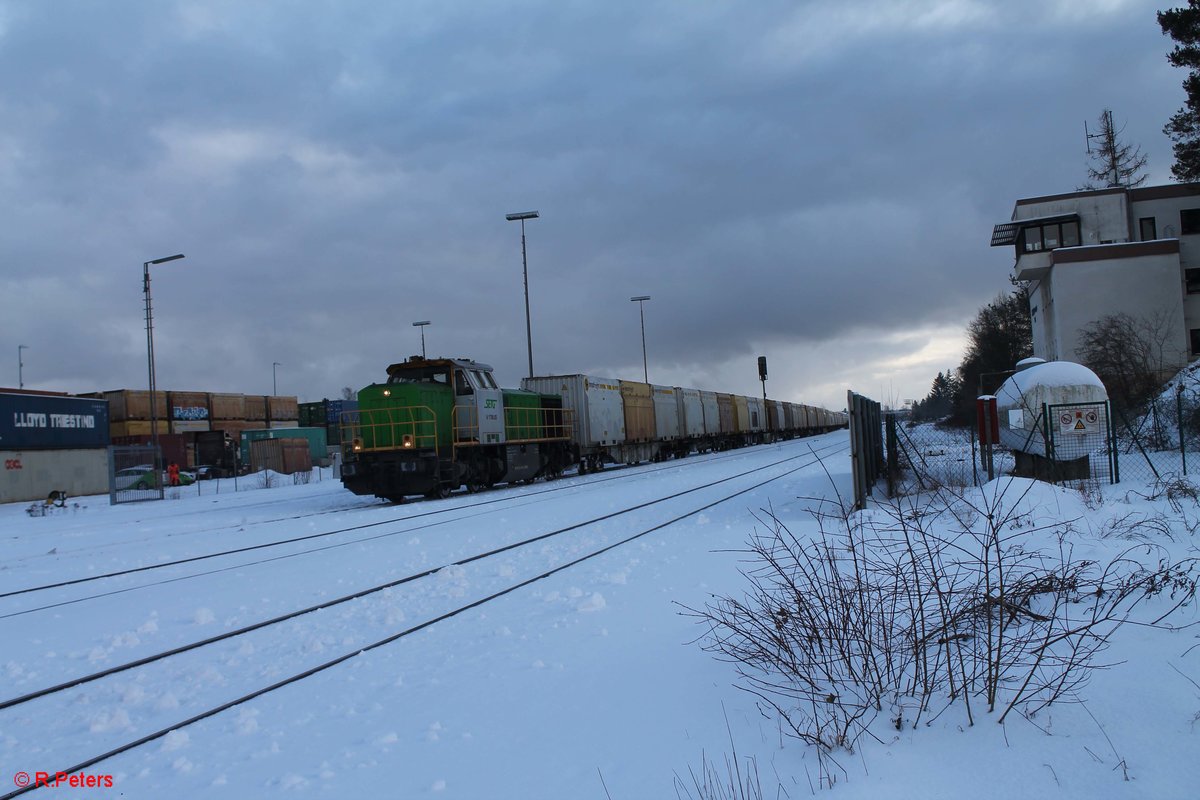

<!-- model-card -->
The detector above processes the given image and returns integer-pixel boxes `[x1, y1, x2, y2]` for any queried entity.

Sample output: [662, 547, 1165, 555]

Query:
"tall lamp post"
[273, 362, 282, 396]
[144, 253, 185, 480]
[505, 210, 540, 378]
[18, 345, 28, 389]
[412, 321, 431, 359]
[631, 295, 651, 383]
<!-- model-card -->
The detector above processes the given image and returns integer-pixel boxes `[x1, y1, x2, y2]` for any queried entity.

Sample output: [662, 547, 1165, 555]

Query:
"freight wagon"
[337, 355, 847, 502]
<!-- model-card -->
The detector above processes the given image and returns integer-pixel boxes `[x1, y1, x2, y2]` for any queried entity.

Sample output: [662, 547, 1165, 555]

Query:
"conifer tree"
[1081, 108, 1148, 189]
[1160, 2, 1200, 181]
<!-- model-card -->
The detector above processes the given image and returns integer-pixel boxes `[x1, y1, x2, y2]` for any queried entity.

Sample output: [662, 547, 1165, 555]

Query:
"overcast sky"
[0, 0, 1185, 410]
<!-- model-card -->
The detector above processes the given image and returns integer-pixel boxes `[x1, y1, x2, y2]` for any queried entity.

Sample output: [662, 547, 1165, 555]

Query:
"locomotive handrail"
[339, 406, 440, 456]
[450, 404, 575, 448]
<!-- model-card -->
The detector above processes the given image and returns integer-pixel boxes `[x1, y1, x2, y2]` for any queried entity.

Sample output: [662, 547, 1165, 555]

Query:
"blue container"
[0, 392, 110, 450]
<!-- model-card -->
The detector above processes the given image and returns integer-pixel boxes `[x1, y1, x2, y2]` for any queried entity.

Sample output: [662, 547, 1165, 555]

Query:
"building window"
[1022, 220, 1080, 252]
[1182, 209, 1200, 235]
[1140, 217, 1157, 240]
[1187, 269, 1200, 294]
[1192, 329, 1200, 355]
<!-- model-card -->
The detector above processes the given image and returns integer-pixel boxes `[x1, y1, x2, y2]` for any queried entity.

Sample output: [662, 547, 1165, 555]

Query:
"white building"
[991, 183, 1200, 372]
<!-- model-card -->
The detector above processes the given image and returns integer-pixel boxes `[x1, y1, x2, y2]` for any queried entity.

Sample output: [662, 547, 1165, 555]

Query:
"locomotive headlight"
[382, 389, 391, 397]
[402, 434, 414, 449]
[353, 438, 363, 452]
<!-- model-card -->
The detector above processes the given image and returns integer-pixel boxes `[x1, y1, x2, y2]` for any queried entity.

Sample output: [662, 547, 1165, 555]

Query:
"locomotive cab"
[340, 357, 572, 503]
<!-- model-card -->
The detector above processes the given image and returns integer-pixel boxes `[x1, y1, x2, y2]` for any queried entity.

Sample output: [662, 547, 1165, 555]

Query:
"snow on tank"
[995, 360, 1107, 456]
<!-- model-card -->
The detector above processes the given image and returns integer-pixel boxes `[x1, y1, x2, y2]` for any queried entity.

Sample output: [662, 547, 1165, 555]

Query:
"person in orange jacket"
[168, 462, 180, 487]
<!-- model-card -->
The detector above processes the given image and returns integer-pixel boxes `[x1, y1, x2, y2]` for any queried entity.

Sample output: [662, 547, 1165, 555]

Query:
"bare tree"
[1075, 310, 1182, 414]
[1081, 109, 1148, 189]
[341, 386, 356, 401]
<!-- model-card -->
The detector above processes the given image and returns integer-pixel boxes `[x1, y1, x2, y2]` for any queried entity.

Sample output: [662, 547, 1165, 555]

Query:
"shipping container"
[731, 395, 749, 433]
[245, 395, 268, 421]
[651, 385, 680, 440]
[746, 397, 765, 431]
[170, 419, 211, 434]
[1, 448, 109, 503]
[168, 391, 210, 422]
[619, 380, 655, 442]
[267, 395, 299, 422]
[239, 427, 328, 465]
[0, 392, 109, 450]
[109, 420, 169, 438]
[299, 401, 325, 428]
[716, 393, 734, 434]
[677, 387, 705, 438]
[249, 437, 313, 474]
[782, 402, 794, 431]
[520, 375, 625, 447]
[100, 390, 166, 422]
[209, 420, 262, 442]
[110, 433, 189, 467]
[697, 391, 720, 436]
[210, 393, 246, 420]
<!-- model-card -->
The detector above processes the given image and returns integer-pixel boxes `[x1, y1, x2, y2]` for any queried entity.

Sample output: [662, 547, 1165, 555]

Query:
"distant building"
[991, 183, 1200, 372]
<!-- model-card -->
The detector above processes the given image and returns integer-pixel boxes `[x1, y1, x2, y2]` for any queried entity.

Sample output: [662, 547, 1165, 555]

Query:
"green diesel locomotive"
[339, 357, 573, 502]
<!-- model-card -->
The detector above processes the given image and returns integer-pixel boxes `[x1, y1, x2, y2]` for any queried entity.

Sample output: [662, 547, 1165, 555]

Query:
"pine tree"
[954, 289, 1033, 423]
[1160, 2, 1200, 182]
[1081, 108, 1148, 189]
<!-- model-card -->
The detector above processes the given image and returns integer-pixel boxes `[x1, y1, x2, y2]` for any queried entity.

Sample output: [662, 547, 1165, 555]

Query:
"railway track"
[0, 439, 847, 798]
[2, 436, 831, 602]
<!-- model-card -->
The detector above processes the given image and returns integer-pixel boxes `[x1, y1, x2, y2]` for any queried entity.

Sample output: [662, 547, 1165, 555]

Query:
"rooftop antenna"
[1084, 109, 1121, 186]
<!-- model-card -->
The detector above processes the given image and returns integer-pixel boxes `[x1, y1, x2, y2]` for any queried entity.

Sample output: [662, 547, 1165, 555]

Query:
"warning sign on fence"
[1058, 408, 1099, 434]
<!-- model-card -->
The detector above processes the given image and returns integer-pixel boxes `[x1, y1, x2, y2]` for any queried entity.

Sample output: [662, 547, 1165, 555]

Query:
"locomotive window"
[454, 370, 473, 396]
[474, 370, 498, 389]
[387, 367, 448, 384]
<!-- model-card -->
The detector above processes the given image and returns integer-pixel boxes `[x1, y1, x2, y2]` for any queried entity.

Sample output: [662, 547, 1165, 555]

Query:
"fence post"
[885, 412, 897, 498]
[1179, 384, 1187, 477]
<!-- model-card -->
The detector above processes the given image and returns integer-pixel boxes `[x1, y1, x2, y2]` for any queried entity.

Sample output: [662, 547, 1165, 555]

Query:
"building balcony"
[1013, 251, 1051, 281]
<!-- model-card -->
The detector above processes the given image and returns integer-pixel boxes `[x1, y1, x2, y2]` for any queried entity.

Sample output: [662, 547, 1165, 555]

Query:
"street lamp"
[505, 210, 540, 378]
[144, 253, 185, 481]
[631, 295, 651, 383]
[412, 321, 431, 359]
[18, 345, 28, 389]
[273, 362, 282, 396]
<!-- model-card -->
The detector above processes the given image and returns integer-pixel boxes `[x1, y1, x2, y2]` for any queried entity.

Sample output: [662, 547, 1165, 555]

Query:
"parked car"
[192, 465, 227, 480]
[114, 465, 157, 490]
[114, 465, 196, 490]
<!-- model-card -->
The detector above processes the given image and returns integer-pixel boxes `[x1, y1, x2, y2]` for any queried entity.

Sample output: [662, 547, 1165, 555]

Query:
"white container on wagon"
[676, 387, 706, 438]
[746, 396, 765, 431]
[652, 385, 681, 440]
[698, 390, 721, 435]
[521, 375, 626, 446]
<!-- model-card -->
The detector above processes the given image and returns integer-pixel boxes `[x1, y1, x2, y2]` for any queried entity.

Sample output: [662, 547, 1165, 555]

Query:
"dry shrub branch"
[687, 484, 1199, 759]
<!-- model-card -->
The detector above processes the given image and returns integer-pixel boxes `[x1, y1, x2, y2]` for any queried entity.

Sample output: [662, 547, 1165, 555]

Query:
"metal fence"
[108, 444, 163, 504]
[1109, 386, 1200, 483]
[848, 391, 884, 509]
[885, 402, 1118, 499]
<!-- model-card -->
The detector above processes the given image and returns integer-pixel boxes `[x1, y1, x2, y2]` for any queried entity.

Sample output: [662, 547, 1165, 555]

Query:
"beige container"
[210, 393, 246, 419]
[105, 390, 168, 421]
[267, 396, 299, 421]
[619, 380, 655, 442]
[110, 419, 170, 437]
[245, 395, 268, 421]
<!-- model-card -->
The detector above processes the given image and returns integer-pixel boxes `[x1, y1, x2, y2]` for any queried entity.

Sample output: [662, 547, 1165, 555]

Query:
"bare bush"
[686, 485, 1199, 766]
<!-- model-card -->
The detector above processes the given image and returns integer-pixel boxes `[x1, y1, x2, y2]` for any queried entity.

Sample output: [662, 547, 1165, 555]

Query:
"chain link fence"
[1109, 386, 1200, 483]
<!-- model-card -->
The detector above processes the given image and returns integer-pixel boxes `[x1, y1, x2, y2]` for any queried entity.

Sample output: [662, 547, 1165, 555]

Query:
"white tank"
[995, 361, 1107, 456]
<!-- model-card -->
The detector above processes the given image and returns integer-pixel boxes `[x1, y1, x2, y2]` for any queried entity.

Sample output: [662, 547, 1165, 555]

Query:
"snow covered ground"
[1, 431, 1197, 799]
